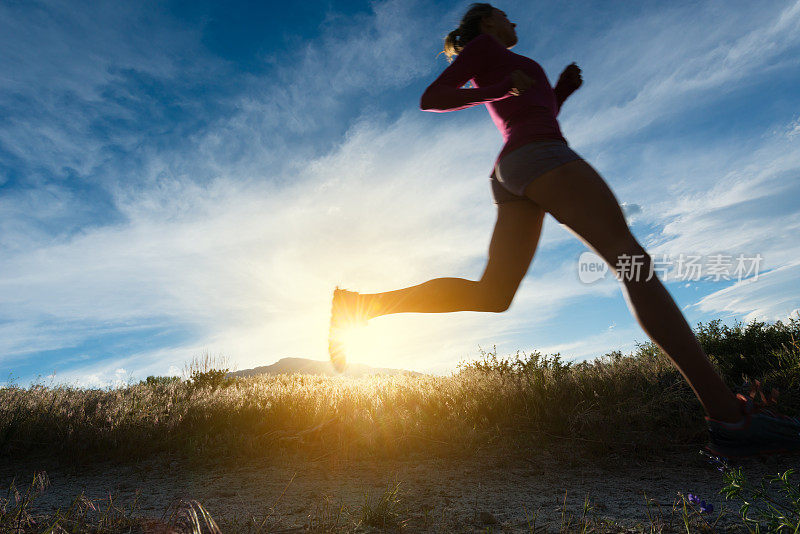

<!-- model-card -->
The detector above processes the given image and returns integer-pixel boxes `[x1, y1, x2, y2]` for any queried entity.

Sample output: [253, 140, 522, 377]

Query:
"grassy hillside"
[1, 318, 798, 463]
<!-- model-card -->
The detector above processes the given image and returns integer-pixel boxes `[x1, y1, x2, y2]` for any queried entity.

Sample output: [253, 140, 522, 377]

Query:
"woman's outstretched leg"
[358, 277, 495, 316]
[523, 159, 743, 424]
[351, 200, 546, 319]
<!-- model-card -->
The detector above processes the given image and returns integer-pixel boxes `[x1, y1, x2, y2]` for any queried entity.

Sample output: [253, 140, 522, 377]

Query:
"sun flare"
[336, 323, 385, 366]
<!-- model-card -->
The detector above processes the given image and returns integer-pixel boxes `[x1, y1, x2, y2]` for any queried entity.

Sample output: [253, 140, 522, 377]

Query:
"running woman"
[328, 3, 800, 458]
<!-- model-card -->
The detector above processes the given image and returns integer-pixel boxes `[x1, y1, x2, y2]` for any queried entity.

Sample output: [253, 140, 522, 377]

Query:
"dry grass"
[1, 318, 798, 465]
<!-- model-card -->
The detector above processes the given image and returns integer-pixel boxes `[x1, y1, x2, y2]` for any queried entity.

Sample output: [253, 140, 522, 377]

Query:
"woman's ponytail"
[443, 28, 462, 61]
[442, 3, 495, 61]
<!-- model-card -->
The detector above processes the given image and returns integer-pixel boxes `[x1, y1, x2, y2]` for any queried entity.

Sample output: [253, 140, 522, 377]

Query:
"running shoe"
[705, 380, 800, 458]
[328, 286, 368, 373]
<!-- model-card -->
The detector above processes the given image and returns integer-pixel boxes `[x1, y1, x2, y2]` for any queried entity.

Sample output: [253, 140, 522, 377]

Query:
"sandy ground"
[2, 446, 797, 532]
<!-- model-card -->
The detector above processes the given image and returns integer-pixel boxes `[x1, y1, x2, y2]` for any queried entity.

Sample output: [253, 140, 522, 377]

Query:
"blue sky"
[1, 0, 799, 387]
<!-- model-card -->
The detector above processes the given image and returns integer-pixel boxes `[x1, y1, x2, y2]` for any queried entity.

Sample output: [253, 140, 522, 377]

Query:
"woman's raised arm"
[419, 34, 514, 112]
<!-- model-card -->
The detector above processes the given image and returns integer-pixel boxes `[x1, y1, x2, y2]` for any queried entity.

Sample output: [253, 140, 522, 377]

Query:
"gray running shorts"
[490, 140, 583, 204]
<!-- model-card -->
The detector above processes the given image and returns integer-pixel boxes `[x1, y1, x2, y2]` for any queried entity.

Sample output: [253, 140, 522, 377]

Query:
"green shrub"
[695, 317, 800, 385]
[141, 375, 182, 387]
[190, 369, 234, 390]
[184, 351, 236, 390]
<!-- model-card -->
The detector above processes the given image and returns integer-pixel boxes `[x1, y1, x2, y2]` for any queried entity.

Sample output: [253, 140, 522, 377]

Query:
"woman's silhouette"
[329, 3, 800, 457]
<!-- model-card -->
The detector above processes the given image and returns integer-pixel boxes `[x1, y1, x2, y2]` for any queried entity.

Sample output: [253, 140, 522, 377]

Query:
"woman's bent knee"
[489, 300, 511, 313]
[483, 293, 512, 313]
[476, 282, 513, 313]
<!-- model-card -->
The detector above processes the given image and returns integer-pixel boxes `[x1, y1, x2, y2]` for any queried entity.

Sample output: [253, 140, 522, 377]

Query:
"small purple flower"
[700, 449, 731, 473]
[699, 501, 714, 514]
[687, 493, 701, 505]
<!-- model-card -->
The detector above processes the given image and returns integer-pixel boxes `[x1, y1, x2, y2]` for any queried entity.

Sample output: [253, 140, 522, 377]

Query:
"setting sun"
[336, 323, 379, 366]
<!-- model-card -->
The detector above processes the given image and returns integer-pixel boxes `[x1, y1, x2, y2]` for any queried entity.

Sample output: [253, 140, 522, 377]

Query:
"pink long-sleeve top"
[420, 33, 566, 171]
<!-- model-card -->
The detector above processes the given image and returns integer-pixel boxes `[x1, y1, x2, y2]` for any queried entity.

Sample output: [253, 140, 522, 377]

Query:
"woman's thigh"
[479, 200, 546, 308]
[523, 159, 645, 265]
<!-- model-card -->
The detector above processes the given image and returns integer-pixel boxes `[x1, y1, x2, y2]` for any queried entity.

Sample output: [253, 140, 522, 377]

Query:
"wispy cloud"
[560, 0, 800, 147]
[692, 261, 800, 323]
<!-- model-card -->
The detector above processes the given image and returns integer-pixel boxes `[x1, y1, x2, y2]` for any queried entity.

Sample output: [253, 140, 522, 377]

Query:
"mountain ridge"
[229, 357, 421, 378]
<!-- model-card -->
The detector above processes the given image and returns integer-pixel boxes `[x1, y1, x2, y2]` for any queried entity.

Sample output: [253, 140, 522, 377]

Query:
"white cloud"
[0, 0, 205, 175]
[620, 202, 642, 224]
[532, 325, 642, 364]
[560, 0, 800, 147]
[624, 116, 800, 324]
[783, 115, 800, 139]
[691, 261, 800, 323]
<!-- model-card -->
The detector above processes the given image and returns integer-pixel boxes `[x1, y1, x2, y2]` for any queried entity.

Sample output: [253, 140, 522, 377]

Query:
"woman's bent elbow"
[420, 86, 444, 111]
[419, 93, 433, 111]
[419, 88, 461, 112]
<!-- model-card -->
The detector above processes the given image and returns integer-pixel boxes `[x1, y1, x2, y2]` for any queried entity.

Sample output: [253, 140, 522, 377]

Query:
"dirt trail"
[2, 448, 795, 532]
